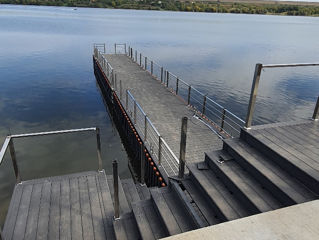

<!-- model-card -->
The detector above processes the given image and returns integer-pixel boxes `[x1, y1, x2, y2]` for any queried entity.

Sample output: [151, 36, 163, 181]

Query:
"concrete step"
[224, 138, 316, 205]
[205, 150, 283, 213]
[188, 163, 250, 222]
[241, 128, 319, 195]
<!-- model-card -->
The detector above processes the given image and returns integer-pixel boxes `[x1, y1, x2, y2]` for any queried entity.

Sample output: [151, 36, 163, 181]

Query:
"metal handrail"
[0, 127, 103, 183]
[245, 63, 319, 128]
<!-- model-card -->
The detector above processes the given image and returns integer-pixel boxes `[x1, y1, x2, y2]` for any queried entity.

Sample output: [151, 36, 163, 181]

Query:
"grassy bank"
[2, 0, 319, 16]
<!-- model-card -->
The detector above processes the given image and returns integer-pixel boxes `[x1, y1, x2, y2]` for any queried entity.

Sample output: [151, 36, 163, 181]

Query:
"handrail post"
[134, 100, 137, 124]
[114, 44, 116, 54]
[312, 96, 319, 120]
[125, 90, 128, 110]
[140, 53, 142, 66]
[160, 67, 163, 83]
[245, 63, 263, 129]
[202, 95, 207, 114]
[176, 77, 179, 95]
[187, 86, 191, 105]
[221, 108, 226, 130]
[114, 73, 117, 91]
[178, 117, 188, 179]
[125, 44, 127, 54]
[9, 138, 21, 183]
[166, 71, 169, 87]
[135, 50, 137, 62]
[128, 46, 130, 57]
[113, 160, 120, 219]
[145, 57, 147, 70]
[131, 48, 133, 58]
[151, 61, 153, 75]
[96, 128, 103, 171]
[140, 143, 145, 184]
[158, 136, 162, 165]
[144, 115, 148, 141]
[103, 43, 106, 54]
[120, 80, 123, 100]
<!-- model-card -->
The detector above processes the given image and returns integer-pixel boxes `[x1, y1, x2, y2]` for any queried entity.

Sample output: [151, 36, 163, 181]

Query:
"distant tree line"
[2, 0, 319, 16]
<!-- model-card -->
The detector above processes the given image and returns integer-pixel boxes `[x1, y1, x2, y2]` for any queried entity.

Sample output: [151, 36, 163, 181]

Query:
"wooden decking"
[103, 54, 223, 176]
[2, 171, 115, 240]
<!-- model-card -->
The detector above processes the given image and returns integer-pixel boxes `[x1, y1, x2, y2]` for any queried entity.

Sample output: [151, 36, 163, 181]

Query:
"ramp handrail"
[245, 63, 319, 128]
[0, 127, 103, 184]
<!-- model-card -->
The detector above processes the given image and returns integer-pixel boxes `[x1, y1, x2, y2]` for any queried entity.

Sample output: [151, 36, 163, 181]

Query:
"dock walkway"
[104, 54, 223, 176]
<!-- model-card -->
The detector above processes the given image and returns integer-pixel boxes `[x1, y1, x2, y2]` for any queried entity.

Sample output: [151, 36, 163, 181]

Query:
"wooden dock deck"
[103, 54, 223, 176]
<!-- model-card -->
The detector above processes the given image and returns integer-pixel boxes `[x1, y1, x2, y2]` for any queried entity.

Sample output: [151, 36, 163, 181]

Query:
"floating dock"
[0, 43, 318, 240]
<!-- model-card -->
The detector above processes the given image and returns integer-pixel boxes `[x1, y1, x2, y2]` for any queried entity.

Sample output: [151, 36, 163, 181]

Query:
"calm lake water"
[0, 4, 319, 223]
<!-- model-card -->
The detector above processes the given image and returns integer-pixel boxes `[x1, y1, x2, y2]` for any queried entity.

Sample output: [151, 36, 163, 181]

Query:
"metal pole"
[114, 44, 116, 54]
[187, 86, 191, 105]
[134, 100, 137, 124]
[202, 95, 207, 114]
[114, 73, 117, 91]
[313, 96, 319, 120]
[96, 128, 103, 171]
[126, 90, 128, 110]
[140, 53, 142, 66]
[140, 144, 145, 184]
[158, 136, 162, 165]
[176, 78, 179, 95]
[179, 117, 188, 179]
[103, 43, 106, 54]
[145, 57, 147, 70]
[131, 48, 133, 58]
[245, 63, 263, 128]
[111, 70, 114, 87]
[135, 50, 137, 62]
[144, 115, 148, 141]
[151, 61, 153, 75]
[120, 80, 123, 100]
[221, 108, 226, 130]
[125, 44, 127, 54]
[113, 160, 120, 219]
[161, 67, 163, 83]
[166, 71, 169, 87]
[9, 139, 21, 183]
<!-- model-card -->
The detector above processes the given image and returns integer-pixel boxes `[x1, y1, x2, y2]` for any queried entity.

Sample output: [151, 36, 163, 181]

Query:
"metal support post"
[158, 136, 162, 165]
[114, 73, 117, 91]
[126, 90, 128, 110]
[128, 46, 130, 57]
[176, 78, 179, 95]
[135, 50, 137, 62]
[145, 57, 147, 70]
[187, 86, 191, 105]
[140, 144, 145, 184]
[221, 108, 226, 130]
[245, 63, 263, 128]
[9, 139, 21, 183]
[312, 96, 319, 120]
[113, 160, 120, 219]
[120, 80, 123, 100]
[161, 67, 163, 83]
[202, 95, 207, 114]
[140, 53, 142, 66]
[103, 43, 106, 54]
[134, 100, 137, 124]
[96, 128, 103, 171]
[151, 61, 153, 75]
[124, 44, 127, 54]
[131, 48, 133, 58]
[111, 69, 114, 86]
[114, 44, 116, 54]
[166, 71, 169, 87]
[144, 115, 148, 141]
[178, 117, 188, 179]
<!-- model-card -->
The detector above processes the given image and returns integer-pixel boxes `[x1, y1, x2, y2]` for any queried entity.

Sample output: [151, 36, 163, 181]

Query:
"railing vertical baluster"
[161, 67, 163, 83]
[114, 44, 116, 54]
[128, 46, 130, 57]
[245, 63, 263, 128]
[151, 61, 153, 75]
[120, 80, 123, 100]
[145, 57, 147, 70]
[221, 108, 226, 130]
[135, 50, 137, 62]
[134, 100, 137, 124]
[140, 144, 145, 184]
[178, 117, 188, 179]
[125, 43, 127, 54]
[202, 95, 207, 114]
[187, 86, 191, 105]
[312, 96, 319, 120]
[8, 139, 21, 183]
[96, 128, 103, 171]
[131, 48, 133, 58]
[103, 43, 106, 54]
[144, 115, 148, 141]
[176, 77, 179, 95]
[113, 160, 120, 219]
[111, 70, 114, 87]
[140, 53, 142, 66]
[158, 136, 162, 165]
[114, 73, 118, 91]
[126, 90, 128, 110]
[166, 71, 169, 87]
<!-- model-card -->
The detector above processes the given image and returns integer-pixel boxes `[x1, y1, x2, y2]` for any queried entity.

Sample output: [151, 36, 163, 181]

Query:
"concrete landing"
[161, 200, 319, 240]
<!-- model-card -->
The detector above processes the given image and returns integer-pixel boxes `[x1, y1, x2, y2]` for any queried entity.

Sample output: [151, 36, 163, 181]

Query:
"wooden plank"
[25, 184, 43, 240]
[121, 178, 141, 207]
[78, 176, 94, 240]
[121, 212, 141, 240]
[70, 177, 83, 240]
[113, 219, 128, 240]
[48, 181, 61, 240]
[132, 201, 155, 240]
[135, 183, 150, 200]
[37, 181, 52, 240]
[12, 184, 33, 240]
[87, 175, 106, 240]
[3, 184, 24, 240]
[150, 188, 182, 235]
[60, 179, 71, 240]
